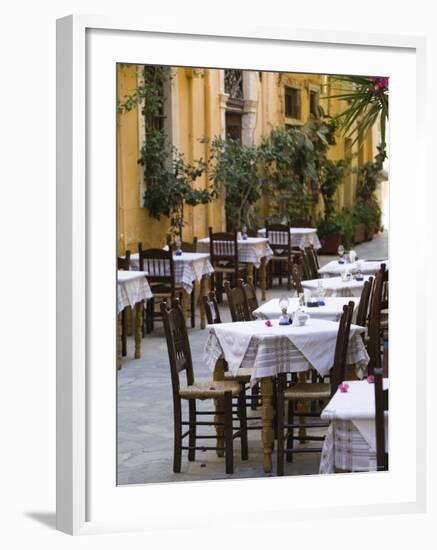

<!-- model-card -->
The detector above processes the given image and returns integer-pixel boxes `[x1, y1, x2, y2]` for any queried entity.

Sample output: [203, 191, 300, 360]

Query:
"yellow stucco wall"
[117, 66, 376, 254]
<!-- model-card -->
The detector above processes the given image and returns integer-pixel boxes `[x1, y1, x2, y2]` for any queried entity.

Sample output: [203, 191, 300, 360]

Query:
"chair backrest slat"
[330, 301, 355, 395]
[224, 280, 251, 322]
[202, 291, 222, 325]
[239, 276, 258, 320]
[138, 244, 175, 293]
[161, 299, 194, 394]
[117, 250, 131, 271]
[304, 245, 320, 278]
[265, 221, 291, 257]
[356, 277, 373, 328]
[367, 265, 386, 374]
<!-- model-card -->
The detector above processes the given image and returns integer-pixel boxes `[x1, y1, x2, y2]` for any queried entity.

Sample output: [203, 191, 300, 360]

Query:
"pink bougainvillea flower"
[367, 375, 375, 384]
[338, 383, 349, 393]
[265, 320, 272, 327]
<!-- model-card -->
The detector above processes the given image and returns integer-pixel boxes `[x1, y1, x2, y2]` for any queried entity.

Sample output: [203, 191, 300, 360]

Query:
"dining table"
[117, 271, 152, 368]
[302, 275, 372, 298]
[197, 236, 273, 301]
[258, 227, 321, 250]
[129, 251, 215, 328]
[204, 318, 368, 473]
[318, 259, 388, 277]
[253, 296, 360, 322]
[319, 378, 389, 473]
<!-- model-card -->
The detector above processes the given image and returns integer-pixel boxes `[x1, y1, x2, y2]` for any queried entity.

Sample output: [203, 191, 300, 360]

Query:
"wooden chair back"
[298, 250, 312, 280]
[117, 250, 131, 271]
[181, 237, 198, 253]
[209, 228, 239, 266]
[246, 228, 259, 238]
[356, 277, 373, 327]
[367, 266, 385, 374]
[224, 280, 251, 322]
[265, 220, 291, 258]
[330, 301, 355, 395]
[290, 263, 304, 294]
[239, 276, 258, 319]
[374, 367, 389, 470]
[381, 267, 389, 310]
[138, 244, 176, 294]
[304, 245, 320, 277]
[202, 291, 222, 325]
[161, 299, 194, 396]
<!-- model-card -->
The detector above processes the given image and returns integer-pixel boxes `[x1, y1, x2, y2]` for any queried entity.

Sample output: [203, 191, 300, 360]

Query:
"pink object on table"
[367, 375, 375, 384]
[265, 320, 272, 327]
[338, 383, 349, 393]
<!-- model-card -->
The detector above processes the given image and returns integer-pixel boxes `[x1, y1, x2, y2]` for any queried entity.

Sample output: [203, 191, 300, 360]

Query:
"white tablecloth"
[318, 259, 388, 277]
[258, 227, 321, 250]
[253, 297, 360, 322]
[302, 276, 371, 298]
[204, 318, 368, 385]
[117, 271, 152, 313]
[129, 252, 214, 294]
[197, 237, 273, 268]
[319, 379, 388, 473]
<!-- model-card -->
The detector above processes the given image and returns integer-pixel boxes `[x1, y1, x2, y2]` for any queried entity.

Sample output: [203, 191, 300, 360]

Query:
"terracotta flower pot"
[354, 223, 365, 244]
[365, 227, 374, 241]
[319, 232, 342, 254]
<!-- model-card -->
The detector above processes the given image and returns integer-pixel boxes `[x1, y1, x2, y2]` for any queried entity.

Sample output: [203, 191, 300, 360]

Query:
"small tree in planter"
[317, 217, 344, 254]
[202, 135, 262, 231]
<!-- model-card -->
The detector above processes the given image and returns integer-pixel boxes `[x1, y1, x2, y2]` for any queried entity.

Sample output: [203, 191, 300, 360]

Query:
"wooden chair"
[202, 291, 262, 418]
[304, 245, 320, 279]
[238, 276, 259, 320]
[117, 250, 131, 357]
[290, 263, 304, 295]
[374, 367, 389, 471]
[265, 220, 293, 289]
[224, 280, 251, 322]
[161, 299, 248, 474]
[202, 291, 222, 325]
[355, 277, 374, 330]
[297, 250, 312, 281]
[208, 228, 247, 303]
[366, 266, 385, 375]
[138, 244, 180, 333]
[276, 301, 355, 475]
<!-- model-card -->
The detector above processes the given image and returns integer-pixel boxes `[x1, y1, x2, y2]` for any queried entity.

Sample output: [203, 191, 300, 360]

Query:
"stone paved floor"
[117, 231, 388, 485]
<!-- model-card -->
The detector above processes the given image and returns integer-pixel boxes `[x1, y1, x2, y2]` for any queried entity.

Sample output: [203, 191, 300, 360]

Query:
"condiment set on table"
[337, 245, 364, 282]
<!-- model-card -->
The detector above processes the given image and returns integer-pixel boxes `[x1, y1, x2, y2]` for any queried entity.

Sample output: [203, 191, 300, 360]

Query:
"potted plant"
[317, 217, 343, 254]
[337, 209, 355, 249]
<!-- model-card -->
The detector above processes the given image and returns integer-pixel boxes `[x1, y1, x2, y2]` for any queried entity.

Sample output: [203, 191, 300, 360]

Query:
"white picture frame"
[56, 14, 427, 536]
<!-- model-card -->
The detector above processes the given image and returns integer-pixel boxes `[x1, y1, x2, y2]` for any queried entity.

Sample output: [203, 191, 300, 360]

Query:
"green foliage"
[202, 135, 262, 231]
[120, 65, 216, 237]
[324, 75, 389, 148]
[316, 217, 343, 238]
[320, 159, 347, 220]
[353, 145, 386, 231]
[258, 115, 338, 223]
[336, 209, 355, 249]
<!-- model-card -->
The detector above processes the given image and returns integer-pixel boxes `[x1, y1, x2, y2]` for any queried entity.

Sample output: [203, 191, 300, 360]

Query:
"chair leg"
[286, 400, 294, 463]
[188, 399, 196, 462]
[224, 392, 234, 474]
[276, 382, 285, 476]
[251, 383, 260, 411]
[173, 402, 182, 473]
[190, 286, 195, 328]
[121, 310, 127, 356]
[238, 387, 248, 461]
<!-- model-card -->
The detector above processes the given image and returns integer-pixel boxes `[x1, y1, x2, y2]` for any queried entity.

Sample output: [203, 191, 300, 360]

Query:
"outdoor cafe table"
[197, 236, 273, 301]
[258, 227, 321, 250]
[302, 275, 372, 298]
[318, 259, 388, 277]
[204, 318, 368, 472]
[253, 296, 360, 322]
[129, 251, 215, 328]
[117, 271, 152, 368]
[319, 378, 389, 473]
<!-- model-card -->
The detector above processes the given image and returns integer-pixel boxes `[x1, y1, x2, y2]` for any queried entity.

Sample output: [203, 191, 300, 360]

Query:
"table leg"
[134, 301, 143, 359]
[213, 358, 226, 457]
[261, 377, 274, 473]
[260, 257, 267, 302]
[117, 312, 123, 370]
[199, 274, 209, 330]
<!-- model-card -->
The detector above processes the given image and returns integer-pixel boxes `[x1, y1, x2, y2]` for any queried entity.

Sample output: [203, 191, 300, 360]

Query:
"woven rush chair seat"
[224, 367, 253, 383]
[179, 379, 241, 400]
[284, 382, 330, 401]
